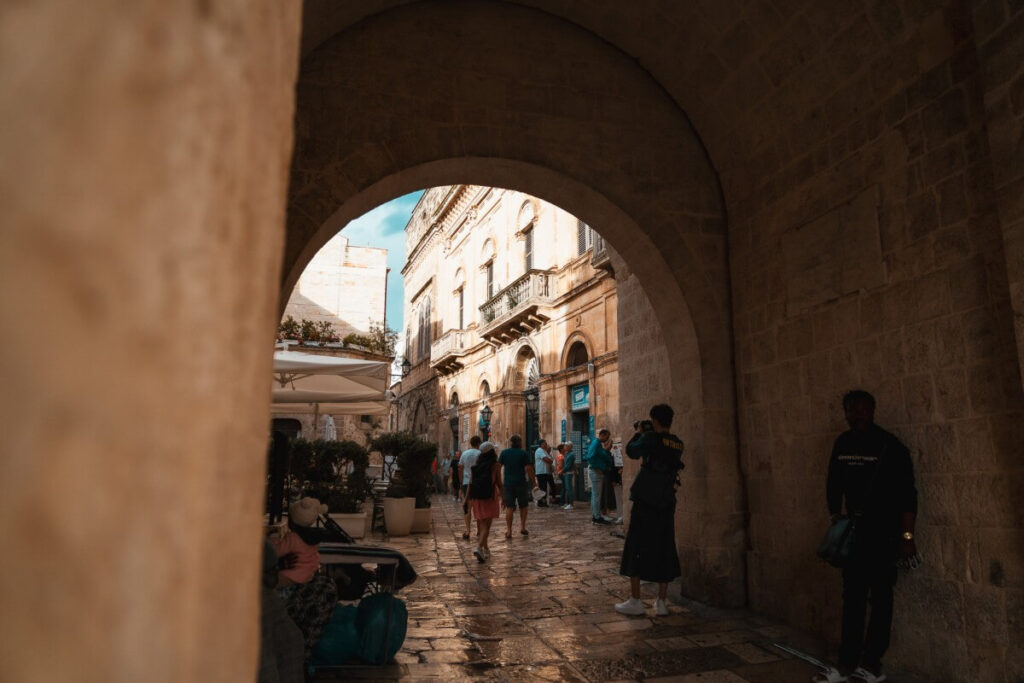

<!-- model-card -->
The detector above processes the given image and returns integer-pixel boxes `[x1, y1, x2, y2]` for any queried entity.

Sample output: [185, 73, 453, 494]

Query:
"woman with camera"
[615, 404, 685, 617]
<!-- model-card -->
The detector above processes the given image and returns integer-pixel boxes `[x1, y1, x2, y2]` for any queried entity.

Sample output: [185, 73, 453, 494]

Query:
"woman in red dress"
[467, 441, 502, 562]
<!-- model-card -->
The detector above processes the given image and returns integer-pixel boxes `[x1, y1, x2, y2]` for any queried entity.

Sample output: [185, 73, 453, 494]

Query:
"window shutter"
[524, 228, 533, 271]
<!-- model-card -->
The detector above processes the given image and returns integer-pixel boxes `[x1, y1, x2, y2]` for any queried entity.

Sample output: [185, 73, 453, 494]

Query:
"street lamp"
[523, 389, 539, 413]
[401, 357, 411, 377]
[479, 403, 492, 440]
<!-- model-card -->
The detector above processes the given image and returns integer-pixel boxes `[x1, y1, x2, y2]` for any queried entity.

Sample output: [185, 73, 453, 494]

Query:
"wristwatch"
[902, 531, 914, 540]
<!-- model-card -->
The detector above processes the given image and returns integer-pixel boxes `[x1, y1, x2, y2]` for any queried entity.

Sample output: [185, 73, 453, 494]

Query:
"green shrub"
[371, 431, 438, 507]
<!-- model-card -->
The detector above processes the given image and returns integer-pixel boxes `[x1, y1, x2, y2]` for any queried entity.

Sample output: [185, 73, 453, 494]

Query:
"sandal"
[849, 668, 885, 683]
[504, 531, 512, 539]
[520, 529, 529, 536]
[811, 668, 847, 683]
[462, 532, 470, 540]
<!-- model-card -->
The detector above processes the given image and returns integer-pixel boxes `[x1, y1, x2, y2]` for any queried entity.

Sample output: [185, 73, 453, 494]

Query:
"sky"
[339, 190, 424, 332]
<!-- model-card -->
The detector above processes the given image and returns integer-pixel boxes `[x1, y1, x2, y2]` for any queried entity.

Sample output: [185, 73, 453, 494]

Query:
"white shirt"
[534, 447, 550, 475]
[459, 449, 480, 485]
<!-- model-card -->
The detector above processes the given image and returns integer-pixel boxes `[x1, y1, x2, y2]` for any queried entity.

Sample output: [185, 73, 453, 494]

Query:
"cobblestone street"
[318, 497, 827, 682]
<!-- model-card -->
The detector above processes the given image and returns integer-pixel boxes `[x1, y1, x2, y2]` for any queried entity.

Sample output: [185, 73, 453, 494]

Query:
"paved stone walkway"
[317, 496, 826, 682]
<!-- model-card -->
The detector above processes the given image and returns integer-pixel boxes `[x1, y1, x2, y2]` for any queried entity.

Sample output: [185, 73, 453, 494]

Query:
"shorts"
[503, 481, 530, 509]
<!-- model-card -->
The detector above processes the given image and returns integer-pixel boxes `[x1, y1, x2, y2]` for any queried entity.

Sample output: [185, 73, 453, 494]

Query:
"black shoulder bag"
[816, 442, 884, 568]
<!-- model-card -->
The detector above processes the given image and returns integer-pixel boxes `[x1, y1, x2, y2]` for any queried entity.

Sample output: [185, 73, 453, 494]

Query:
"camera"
[634, 419, 654, 432]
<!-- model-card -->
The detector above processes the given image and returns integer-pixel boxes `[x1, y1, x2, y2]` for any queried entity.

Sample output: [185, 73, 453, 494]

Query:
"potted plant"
[278, 315, 301, 342]
[397, 436, 437, 533]
[317, 440, 374, 539]
[287, 438, 375, 538]
[371, 432, 423, 536]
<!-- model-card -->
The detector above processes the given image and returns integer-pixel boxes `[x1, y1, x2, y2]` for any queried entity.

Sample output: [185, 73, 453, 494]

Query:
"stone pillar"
[0, 2, 301, 681]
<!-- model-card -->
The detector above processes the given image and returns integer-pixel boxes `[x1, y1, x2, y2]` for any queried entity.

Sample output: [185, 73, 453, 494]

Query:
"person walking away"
[467, 441, 502, 562]
[818, 390, 918, 683]
[616, 405, 684, 617]
[458, 437, 482, 540]
[534, 439, 554, 507]
[498, 434, 535, 537]
[561, 443, 576, 510]
[438, 452, 451, 495]
[585, 429, 613, 524]
[451, 450, 462, 500]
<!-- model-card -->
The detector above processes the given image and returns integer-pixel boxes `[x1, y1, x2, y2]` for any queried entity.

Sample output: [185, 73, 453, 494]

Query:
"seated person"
[269, 497, 339, 661]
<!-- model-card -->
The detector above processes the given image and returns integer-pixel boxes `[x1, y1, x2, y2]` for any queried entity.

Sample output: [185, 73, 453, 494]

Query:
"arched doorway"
[284, 1, 742, 605]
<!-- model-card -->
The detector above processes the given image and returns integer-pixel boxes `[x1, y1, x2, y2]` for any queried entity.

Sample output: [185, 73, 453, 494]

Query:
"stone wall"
[719, 2, 1024, 677]
[0, 2, 302, 681]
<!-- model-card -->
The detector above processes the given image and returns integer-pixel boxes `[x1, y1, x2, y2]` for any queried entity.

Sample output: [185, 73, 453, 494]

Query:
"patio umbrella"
[270, 349, 391, 431]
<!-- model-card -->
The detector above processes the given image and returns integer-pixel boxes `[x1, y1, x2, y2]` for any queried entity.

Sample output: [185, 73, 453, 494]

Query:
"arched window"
[480, 380, 490, 398]
[566, 341, 589, 368]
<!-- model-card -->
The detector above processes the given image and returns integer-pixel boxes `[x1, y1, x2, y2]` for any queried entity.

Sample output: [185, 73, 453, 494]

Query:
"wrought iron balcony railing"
[429, 329, 468, 375]
[478, 270, 553, 343]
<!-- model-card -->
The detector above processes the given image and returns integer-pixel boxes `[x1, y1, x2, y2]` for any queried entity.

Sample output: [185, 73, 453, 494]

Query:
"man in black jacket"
[825, 390, 918, 683]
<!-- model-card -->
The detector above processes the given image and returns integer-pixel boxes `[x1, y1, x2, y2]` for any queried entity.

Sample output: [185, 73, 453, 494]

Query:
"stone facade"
[282, 232, 388, 340]
[395, 186, 621, 459]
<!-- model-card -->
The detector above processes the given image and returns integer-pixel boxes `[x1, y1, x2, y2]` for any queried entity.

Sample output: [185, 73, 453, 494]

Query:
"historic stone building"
[282, 232, 388, 340]
[6, 2, 1023, 680]
[395, 186, 619, 470]
[274, 232, 390, 445]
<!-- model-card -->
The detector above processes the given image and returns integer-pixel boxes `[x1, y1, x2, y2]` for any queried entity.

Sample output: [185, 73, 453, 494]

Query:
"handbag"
[816, 516, 857, 567]
[817, 441, 885, 568]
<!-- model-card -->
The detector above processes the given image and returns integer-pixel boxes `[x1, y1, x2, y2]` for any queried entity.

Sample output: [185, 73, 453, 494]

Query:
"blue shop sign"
[570, 383, 589, 411]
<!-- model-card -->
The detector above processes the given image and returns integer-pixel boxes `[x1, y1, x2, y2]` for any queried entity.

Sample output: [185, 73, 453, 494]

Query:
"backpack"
[355, 593, 408, 665]
[469, 452, 496, 500]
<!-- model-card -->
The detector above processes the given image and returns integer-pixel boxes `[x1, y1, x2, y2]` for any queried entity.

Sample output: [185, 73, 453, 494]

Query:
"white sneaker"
[614, 516, 623, 525]
[614, 598, 646, 616]
[563, 504, 573, 510]
[473, 547, 485, 563]
[654, 598, 669, 616]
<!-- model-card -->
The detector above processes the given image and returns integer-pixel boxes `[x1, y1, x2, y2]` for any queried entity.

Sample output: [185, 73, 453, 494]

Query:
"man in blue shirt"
[585, 429, 613, 524]
[499, 434, 536, 537]
[534, 439, 554, 507]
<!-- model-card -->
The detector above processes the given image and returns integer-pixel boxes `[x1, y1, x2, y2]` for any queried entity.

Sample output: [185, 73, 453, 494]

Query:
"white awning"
[270, 349, 391, 423]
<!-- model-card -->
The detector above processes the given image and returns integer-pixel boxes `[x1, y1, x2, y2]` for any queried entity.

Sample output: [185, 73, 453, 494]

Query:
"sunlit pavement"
[317, 496, 826, 682]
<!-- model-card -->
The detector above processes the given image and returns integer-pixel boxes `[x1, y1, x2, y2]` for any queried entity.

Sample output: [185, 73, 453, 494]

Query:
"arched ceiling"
[298, 0, 875, 199]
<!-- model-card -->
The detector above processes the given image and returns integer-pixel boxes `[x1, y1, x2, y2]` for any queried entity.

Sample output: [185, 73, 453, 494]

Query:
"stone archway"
[284, 0, 743, 604]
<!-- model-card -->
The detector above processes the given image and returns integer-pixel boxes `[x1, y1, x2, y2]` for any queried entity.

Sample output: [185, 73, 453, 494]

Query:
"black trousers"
[536, 473, 553, 503]
[840, 558, 897, 670]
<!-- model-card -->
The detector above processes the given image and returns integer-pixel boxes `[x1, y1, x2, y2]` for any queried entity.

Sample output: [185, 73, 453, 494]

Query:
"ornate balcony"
[591, 233, 614, 275]
[478, 269, 553, 344]
[430, 329, 468, 375]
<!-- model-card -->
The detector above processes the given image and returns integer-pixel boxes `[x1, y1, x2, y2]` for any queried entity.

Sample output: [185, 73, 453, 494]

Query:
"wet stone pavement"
[317, 496, 826, 682]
